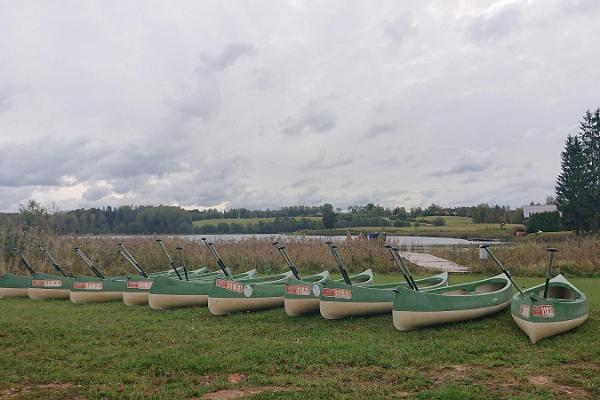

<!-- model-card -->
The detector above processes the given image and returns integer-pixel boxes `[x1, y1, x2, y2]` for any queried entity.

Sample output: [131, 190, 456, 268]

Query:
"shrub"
[526, 211, 562, 233]
[431, 217, 447, 226]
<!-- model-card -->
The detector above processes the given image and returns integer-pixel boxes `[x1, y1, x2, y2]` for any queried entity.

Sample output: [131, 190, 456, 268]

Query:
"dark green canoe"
[0, 273, 31, 298]
[392, 274, 513, 331]
[511, 274, 588, 343]
[320, 271, 448, 319]
[28, 272, 75, 300]
[284, 269, 374, 317]
[207, 271, 297, 315]
[69, 275, 126, 303]
[147, 269, 257, 310]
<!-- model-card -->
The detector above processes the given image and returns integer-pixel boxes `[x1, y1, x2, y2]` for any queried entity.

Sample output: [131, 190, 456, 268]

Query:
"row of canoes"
[0, 240, 588, 344]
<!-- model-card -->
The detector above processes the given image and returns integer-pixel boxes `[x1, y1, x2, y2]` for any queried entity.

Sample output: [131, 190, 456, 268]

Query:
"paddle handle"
[201, 238, 232, 279]
[386, 245, 418, 291]
[176, 247, 190, 281]
[74, 247, 104, 279]
[38, 246, 67, 277]
[543, 248, 558, 298]
[12, 248, 35, 275]
[273, 243, 301, 280]
[156, 239, 182, 280]
[326, 241, 351, 285]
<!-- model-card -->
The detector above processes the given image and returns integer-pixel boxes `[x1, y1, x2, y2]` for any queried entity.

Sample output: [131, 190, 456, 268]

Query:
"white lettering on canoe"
[31, 279, 62, 288]
[519, 304, 530, 318]
[215, 278, 243, 293]
[286, 285, 311, 296]
[126, 281, 153, 290]
[72, 282, 103, 290]
[532, 304, 555, 318]
[322, 288, 352, 300]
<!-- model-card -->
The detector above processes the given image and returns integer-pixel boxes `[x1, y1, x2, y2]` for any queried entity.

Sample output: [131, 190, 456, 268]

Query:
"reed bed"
[0, 234, 399, 276]
[3, 232, 600, 277]
[432, 236, 600, 276]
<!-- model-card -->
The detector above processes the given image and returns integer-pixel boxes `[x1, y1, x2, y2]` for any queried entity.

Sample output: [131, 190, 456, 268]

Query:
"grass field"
[1, 274, 597, 399]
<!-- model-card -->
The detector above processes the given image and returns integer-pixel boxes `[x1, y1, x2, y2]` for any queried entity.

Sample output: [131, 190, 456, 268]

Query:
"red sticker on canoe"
[126, 281, 153, 290]
[286, 285, 311, 296]
[31, 279, 62, 288]
[322, 288, 352, 299]
[532, 304, 555, 318]
[215, 278, 243, 293]
[72, 282, 103, 290]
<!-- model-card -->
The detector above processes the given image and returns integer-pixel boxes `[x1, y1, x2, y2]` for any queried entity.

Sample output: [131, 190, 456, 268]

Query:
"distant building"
[522, 204, 558, 219]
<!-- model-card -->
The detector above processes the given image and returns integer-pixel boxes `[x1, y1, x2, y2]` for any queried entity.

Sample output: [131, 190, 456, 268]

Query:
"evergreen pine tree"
[578, 108, 600, 231]
[556, 135, 588, 234]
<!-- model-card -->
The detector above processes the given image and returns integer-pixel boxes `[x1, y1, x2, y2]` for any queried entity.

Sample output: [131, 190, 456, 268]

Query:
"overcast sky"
[1, 0, 599, 212]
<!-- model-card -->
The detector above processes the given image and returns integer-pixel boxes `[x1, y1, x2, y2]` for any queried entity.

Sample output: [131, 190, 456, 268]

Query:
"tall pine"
[556, 135, 588, 234]
[579, 109, 600, 231]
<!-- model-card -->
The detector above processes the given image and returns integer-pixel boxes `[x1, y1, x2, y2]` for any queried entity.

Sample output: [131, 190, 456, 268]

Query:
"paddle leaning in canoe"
[319, 243, 448, 319]
[0, 248, 36, 299]
[483, 245, 588, 344]
[27, 247, 75, 300]
[274, 241, 356, 317]
[392, 245, 513, 331]
[69, 247, 128, 303]
[147, 240, 256, 310]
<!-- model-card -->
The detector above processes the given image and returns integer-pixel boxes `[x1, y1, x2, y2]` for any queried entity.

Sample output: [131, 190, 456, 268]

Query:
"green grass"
[193, 217, 320, 227]
[1, 274, 598, 399]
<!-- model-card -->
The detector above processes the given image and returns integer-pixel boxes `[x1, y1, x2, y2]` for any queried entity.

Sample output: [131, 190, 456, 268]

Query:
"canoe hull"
[321, 301, 393, 319]
[0, 287, 29, 298]
[148, 293, 209, 310]
[28, 288, 70, 300]
[284, 298, 320, 316]
[123, 292, 149, 306]
[70, 291, 123, 303]
[0, 273, 31, 298]
[393, 299, 511, 331]
[208, 296, 284, 315]
[512, 313, 588, 344]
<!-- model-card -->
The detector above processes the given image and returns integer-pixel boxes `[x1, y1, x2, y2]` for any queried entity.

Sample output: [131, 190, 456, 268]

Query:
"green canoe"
[392, 274, 513, 331]
[69, 275, 127, 303]
[208, 271, 299, 315]
[122, 268, 218, 306]
[511, 274, 588, 344]
[284, 269, 374, 317]
[320, 271, 448, 320]
[147, 269, 258, 310]
[28, 272, 75, 300]
[0, 273, 31, 298]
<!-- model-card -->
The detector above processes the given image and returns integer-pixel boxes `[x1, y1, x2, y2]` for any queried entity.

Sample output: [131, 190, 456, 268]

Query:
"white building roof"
[523, 204, 558, 218]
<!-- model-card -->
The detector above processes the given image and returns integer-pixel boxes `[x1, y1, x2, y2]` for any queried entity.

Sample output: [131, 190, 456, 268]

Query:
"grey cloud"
[303, 151, 353, 170]
[383, 15, 417, 44]
[365, 123, 397, 138]
[560, 0, 600, 14]
[197, 43, 257, 74]
[467, 5, 521, 41]
[282, 101, 336, 136]
[83, 185, 112, 202]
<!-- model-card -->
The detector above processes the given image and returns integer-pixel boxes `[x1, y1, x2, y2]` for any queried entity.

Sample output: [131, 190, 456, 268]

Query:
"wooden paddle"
[479, 244, 526, 297]
[118, 243, 149, 278]
[175, 247, 190, 281]
[544, 248, 558, 298]
[385, 245, 418, 291]
[38, 246, 68, 277]
[155, 239, 183, 280]
[325, 241, 352, 285]
[201, 238, 232, 279]
[12, 248, 35, 275]
[73, 247, 104, 279]
[272, 242, 301, 280]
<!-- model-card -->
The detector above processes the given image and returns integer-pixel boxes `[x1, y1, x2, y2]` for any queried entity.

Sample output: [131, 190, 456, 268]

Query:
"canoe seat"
[475, 283, 506, 294]
[537, 286, 577, 300]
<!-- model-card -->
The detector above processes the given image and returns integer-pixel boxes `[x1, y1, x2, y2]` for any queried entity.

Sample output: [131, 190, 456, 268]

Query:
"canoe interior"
[424, 277, 509, 296]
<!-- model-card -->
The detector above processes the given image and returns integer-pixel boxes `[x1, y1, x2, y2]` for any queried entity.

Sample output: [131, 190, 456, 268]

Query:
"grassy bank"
[0, 274, 597, 399]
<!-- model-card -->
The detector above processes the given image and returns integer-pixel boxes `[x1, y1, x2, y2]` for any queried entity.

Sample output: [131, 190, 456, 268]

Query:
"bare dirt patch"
[528, 375, 591, 399]
[1, 383, 75, 399]
[200, 386, 293, 400]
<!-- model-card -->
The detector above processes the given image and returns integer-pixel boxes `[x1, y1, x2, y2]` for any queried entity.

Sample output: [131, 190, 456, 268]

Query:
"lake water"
[109, 234, 496, 247]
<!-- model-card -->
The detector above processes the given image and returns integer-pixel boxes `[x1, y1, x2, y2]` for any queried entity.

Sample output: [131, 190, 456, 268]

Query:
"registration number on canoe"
[519, 304, 530, 318]
[215, 279, 243, 293]
[126, 281, 153, 290]
[31, 279, 62, 288]
[322, 288, 352, 300]
[532, 304, 555, 318]
[286, 285, 311, 296]
[72, 282, 103, 290]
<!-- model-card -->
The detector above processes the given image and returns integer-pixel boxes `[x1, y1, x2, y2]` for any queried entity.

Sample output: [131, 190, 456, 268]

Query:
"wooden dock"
[399, 252, 469, 273]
